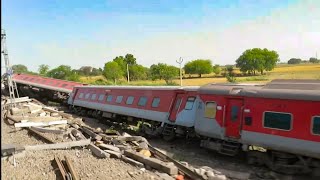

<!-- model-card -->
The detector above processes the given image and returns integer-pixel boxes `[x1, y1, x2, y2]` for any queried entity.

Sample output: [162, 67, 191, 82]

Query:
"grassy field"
[80, 64, 320, 86]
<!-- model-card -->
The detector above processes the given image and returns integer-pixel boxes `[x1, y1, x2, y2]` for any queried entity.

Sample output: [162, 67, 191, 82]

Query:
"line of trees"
[288, 57, 320, 64]
[11, 48, 319, 85]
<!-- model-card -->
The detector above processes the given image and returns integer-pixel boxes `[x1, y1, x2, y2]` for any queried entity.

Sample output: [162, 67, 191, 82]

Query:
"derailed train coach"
[67, 79, 320, 174]
[196, 80, 320, 174]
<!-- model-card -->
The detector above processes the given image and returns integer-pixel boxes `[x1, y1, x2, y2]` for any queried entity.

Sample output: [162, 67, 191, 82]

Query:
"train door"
[71, 89, 79, 104]
[225, 98, 243, 138]
[168, 93, 184, 122]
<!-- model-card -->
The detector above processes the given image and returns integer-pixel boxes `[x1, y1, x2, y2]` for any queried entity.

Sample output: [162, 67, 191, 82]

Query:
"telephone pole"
[176, 57, 183, 86]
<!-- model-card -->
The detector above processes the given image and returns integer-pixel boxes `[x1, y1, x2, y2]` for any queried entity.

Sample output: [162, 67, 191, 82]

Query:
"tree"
[38, 64, 50, 75]
[124, 54, 137, 65]
[67, 70, 80, 81]
[288, 58, 302, 64]
[224, 66, 236, 82]
[150, 63, 179, 84]
[129, 64, 148, 81]
[236, 48, 279, 75]
[12, 64, 28, 74]
[309, 57, 320, 63]
[212, 65, 221, 75]
[184, 59, 213, 77]
[46, 65, 72, 79]
[78, 66, 93, 76]
[103, 61, 123, 84]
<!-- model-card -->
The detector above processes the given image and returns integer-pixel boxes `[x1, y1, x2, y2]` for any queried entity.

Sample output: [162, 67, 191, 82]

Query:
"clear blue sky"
[2, 0, 319, 72]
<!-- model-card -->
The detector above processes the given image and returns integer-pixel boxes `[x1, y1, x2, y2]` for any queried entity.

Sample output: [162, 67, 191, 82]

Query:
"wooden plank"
[25, 139, 90, 151]
[104, 150, 122, 159]
[124, 150, 178, 175]
[121, 155, 144, 168]
[30, 127, 64, 134]
[71, 129, 87, 140]
[54, 157, 67, 180]
[28, 127, 55, 144]
[65, 156, 79, 180]
[148, 145, 203, 180]
[97, 143, 120, 152]
[81, 127, 102, 141]
[43, 107, 73, 119]
[88, 143, 110, 158]
[14, 120, 68, 128]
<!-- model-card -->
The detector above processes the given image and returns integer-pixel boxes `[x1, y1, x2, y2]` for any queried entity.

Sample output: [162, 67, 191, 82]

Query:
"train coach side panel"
[71, 87, 178, 122]
[194, 95, 226, 139]
[241, 97, 320, 159]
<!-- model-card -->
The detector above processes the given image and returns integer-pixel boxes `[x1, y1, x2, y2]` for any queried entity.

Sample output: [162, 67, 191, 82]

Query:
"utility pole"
[176, 57, 183, 86]
[127, 63, 130, 83]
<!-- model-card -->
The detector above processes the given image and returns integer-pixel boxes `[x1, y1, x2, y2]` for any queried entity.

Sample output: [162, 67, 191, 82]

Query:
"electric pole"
[176, 57, 183, 86]
[127, 64, 130, 83]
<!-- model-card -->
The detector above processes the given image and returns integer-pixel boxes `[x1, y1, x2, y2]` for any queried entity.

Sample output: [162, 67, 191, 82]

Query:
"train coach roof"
[199, 80, 320, 101]
[73, 85, 200, 91]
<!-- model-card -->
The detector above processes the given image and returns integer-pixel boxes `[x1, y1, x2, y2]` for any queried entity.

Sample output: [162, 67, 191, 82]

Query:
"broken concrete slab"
[14, 120, 68, 128]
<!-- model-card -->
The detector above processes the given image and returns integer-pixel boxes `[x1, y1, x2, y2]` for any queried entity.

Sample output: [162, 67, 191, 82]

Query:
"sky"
[1, 0, 320, 72]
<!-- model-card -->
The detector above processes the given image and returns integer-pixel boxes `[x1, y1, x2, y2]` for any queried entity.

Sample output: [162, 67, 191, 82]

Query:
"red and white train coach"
[196, 80, 320, 173]
[68, 85, 199, 139]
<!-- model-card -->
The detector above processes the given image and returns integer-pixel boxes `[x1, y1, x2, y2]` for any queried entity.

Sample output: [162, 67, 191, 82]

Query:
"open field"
[80, 64, 320, 86]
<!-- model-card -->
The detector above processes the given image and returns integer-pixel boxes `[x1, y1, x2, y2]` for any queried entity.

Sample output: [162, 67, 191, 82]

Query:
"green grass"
[79, 64, 320, 86]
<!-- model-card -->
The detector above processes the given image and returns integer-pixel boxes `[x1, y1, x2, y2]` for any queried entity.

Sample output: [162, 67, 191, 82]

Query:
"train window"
[116, 96, 123, 103]
[106, 95, 113, 102]
[91, 94, 97, 100]
[98, 94, 104, 101]
[126, 96, 134, 105]
[85, 93, 91, 99]
[151, 97, 160, 108]
[138, 97, 148, 106]
[263, 111, 292, 131]
[174, 98, 182, 110]
[231, 106, 239, 121]
[312, 116, 320, 135]
[79, 93, 84, 99]
[185, 97, 196, 110]
[205, 102, 217, 119]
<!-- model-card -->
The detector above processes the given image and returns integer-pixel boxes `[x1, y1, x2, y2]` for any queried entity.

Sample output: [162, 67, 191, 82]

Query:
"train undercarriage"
[200, 138, 320, 175]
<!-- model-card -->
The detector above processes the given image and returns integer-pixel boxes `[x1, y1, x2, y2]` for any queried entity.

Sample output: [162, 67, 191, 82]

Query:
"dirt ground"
[1, 118, 159, 180]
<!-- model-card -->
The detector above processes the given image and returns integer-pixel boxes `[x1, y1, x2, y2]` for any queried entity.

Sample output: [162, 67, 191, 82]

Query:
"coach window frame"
[204, 101, 217, 119]
[185, 96, 196, 110]
[126, 96, 135, 105]
[106, 95, 113, 102]
[263, 111, 293, 131]
[138, 96, 148, 107]
[311, 116, 320, 135]
[116, 96, 123, 104]
[151, 97, 160, 108]
[98, 94, 104, 101]
[85, 93, 91, 99]
[91, 93, 97, 100]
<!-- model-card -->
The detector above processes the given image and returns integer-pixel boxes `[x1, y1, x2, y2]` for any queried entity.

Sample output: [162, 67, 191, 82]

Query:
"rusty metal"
[54, 157, 67, 180]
